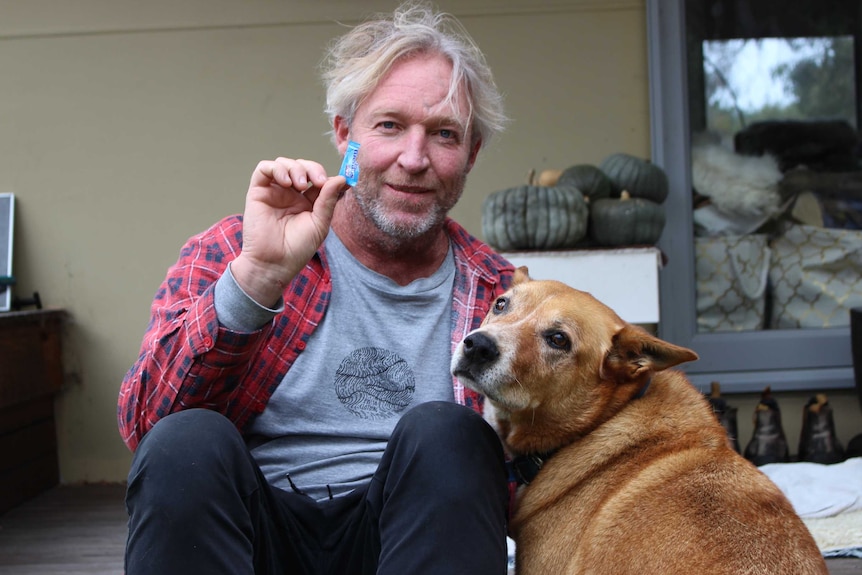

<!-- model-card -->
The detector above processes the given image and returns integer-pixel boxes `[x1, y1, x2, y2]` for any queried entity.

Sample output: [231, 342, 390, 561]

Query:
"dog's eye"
[544, 331, 571, 351]
[493, 297, 508, 313]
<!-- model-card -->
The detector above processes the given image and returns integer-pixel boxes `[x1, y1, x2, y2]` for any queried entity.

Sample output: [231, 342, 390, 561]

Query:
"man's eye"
[437, 128, 462, 142]
[380, 121, 397, 130]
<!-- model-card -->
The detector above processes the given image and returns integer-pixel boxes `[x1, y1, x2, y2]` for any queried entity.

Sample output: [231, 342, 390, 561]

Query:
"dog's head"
[451, 267, 698, 455]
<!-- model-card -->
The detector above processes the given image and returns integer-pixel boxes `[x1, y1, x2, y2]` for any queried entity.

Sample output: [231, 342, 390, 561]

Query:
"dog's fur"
[451, 268, 827, 574]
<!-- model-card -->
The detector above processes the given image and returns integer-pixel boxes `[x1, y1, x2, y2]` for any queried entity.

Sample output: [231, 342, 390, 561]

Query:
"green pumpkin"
[482, 184, 588, 251]
[599, 153, 669, 204]
[557, 164, 612, 202]
[589, 191, 666, 246]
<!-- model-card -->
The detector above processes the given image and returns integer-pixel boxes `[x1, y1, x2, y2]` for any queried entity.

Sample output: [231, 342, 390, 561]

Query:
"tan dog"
[451, 268, 827, 575]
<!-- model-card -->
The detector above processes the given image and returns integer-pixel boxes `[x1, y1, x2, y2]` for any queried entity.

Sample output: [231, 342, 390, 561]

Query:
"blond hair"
[320, 1, 507, 148]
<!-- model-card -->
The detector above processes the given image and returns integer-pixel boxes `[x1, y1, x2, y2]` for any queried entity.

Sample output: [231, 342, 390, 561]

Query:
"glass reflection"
[687, 2, 862, 333]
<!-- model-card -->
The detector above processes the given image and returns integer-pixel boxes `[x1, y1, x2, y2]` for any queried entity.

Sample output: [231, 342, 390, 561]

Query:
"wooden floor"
[0, 484, 859, 574]
[0, 484, 126, 575]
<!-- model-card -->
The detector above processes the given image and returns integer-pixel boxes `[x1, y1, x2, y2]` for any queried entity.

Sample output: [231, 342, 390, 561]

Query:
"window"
[701, 36, 855, 140]
[646, 0, 859, 392]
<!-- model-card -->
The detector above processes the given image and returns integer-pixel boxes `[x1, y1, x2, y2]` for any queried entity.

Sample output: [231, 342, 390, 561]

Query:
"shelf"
[501, 247, 662, 324]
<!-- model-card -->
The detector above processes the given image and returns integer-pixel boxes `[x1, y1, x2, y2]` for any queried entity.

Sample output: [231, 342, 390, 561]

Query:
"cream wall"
[0, 0, 857, 484]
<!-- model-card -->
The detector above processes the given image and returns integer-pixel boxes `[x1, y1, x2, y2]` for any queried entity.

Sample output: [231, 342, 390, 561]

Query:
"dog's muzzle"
[461, 332, 499, 365]
[451, 331, 500, 383]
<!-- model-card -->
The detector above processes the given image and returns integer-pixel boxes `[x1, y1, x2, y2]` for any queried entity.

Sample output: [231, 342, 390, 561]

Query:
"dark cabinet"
[0, 309, 66, 515]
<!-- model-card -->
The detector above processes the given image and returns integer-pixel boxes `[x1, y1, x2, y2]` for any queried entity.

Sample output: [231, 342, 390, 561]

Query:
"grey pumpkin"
[482, 184, 588, 251]
[557, 164, 612, 202]
[599, 153, 669, 204]
[589, 191, 665, 246]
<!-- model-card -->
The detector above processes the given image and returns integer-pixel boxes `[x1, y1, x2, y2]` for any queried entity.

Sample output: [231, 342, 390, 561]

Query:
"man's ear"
[333, 116, 350, 155]
[602, 324, 699, 383]
[465, 136, 482, 172]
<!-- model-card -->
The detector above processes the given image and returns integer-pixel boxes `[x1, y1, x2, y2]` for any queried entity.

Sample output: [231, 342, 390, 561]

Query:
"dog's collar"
[508, 451, 556, 485]
[509, 377, 653, 486]
[634, 375, 652, 399]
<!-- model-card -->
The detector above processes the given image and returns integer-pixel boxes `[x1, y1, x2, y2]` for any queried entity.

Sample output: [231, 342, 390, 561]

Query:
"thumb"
[313, 175, 350, 224]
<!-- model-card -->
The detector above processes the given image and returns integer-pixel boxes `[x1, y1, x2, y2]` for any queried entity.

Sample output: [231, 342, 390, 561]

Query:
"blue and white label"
[339, 141, 360, 186]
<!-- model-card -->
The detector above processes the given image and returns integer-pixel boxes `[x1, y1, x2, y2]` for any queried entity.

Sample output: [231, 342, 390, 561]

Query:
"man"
[118, 2, 514, 574]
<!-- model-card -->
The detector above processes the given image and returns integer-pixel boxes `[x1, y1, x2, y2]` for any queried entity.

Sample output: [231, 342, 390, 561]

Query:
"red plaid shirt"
[118, 215, 514, 451]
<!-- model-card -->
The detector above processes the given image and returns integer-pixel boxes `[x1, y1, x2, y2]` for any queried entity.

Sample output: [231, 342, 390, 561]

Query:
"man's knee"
[390, 401, 504, 473]
[128, 409, 246, 490]
[396, 401, 495, 442]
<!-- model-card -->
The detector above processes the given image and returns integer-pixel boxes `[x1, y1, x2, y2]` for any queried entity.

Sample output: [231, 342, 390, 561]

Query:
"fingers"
[250, 157, 329, 192]
[313, 175, 350, 217]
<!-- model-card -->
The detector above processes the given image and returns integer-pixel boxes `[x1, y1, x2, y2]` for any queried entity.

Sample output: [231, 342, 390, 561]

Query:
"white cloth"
[759, 457, 862, 519]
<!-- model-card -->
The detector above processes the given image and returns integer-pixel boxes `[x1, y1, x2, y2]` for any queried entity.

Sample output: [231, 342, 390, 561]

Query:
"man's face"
[334, 53, 481, 240]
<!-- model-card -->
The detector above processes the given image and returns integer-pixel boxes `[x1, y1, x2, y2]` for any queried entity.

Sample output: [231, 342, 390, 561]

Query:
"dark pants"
[124, 401, 509, 575]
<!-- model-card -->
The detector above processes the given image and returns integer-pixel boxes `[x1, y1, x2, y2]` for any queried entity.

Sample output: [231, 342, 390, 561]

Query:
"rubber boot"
[706, 381, 740, 452]
[744, 386, 790, 466]
[798, 393, 845, 464]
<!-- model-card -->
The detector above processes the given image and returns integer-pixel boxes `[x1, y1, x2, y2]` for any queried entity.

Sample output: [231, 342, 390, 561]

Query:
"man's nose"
[398, 129, 431, 172]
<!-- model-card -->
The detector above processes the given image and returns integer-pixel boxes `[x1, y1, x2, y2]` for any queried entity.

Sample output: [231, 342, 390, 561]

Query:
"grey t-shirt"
[219, 231, 456, 500]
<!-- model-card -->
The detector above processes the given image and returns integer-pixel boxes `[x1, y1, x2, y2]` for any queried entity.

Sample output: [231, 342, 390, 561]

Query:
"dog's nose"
[462, 332, 499, 365]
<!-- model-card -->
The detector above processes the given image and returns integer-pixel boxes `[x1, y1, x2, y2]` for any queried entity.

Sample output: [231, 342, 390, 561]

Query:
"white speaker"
[0, 193, 14, 312]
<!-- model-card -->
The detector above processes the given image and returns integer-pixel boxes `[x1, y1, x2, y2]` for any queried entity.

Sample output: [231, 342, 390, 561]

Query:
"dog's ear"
[603, 324, 699, 381]
[513, 266, 531, 285]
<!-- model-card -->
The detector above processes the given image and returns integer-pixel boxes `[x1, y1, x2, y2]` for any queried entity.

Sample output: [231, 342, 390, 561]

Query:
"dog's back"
[513, 371, 827, 575]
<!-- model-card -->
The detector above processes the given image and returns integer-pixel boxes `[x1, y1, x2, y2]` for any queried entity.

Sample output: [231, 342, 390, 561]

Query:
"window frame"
[646, 0, 855, 393]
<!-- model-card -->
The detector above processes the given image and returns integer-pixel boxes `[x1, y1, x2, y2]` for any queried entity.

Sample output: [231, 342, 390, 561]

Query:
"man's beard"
[351, 171, 467, 241]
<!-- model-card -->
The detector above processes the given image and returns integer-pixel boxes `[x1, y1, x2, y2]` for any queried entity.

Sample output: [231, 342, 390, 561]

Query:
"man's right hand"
[230, 157, 349, 308]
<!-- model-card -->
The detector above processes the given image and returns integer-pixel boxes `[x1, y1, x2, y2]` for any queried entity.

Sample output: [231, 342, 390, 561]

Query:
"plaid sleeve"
[117, 216, 272, 451]
[447, 219, 515, 410]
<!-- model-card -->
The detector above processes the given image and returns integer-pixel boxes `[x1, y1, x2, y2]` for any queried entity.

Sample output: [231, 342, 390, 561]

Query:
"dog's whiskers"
[510, 374, 535, 426]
